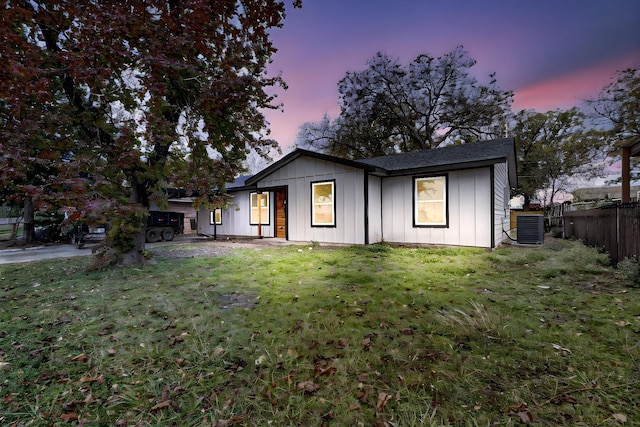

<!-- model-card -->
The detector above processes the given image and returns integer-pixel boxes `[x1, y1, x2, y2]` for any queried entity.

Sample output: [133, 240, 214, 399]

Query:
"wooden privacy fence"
[564, 202, 640, 264]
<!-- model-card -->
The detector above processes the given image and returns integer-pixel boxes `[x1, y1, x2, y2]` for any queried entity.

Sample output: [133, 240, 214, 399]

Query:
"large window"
[210, 208, 222, 225]
[414, 175, 447, 227]
[311, 180, 335, 227]
[250, 192, 269, 225]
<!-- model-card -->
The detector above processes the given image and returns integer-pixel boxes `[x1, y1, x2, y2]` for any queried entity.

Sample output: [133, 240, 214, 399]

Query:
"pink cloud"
[513, 52, 639, 111]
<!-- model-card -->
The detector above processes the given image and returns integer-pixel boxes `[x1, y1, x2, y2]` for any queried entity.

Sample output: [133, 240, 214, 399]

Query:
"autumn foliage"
[1, 0, 296, 262]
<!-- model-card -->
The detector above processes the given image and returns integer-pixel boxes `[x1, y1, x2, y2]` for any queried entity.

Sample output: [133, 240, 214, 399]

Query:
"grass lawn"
[0, 239, 638, 426]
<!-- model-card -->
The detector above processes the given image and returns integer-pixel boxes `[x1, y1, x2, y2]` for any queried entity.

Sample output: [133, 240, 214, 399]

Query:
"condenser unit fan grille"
[517, 214, 544, 245]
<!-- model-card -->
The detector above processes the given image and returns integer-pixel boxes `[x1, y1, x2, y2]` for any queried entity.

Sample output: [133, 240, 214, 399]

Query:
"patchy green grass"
[0, 239, 638, 426]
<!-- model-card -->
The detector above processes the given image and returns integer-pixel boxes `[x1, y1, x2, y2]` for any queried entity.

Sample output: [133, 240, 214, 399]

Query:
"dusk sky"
[263, 0, 640, 150]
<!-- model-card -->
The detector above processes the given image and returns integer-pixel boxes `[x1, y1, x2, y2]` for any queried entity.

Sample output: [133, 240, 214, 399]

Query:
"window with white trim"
[311, 180, 335, 227]
[250, 192, 269, 225]
[210, 208, 222, 225]
[414, 176, 447, 227]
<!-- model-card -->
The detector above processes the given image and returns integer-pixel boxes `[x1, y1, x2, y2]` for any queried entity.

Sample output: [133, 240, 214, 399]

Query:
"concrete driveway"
[0, 243, 91, 264]
[0, 236, 301, 265]
[0, 239, 189, 265]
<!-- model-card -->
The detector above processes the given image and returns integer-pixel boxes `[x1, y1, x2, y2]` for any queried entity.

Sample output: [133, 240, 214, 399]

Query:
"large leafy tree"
[510, 108, 606, 208]
[296, 46, 513, 158]
[1, 0, 298, 264]
[587, 65, 640, 182]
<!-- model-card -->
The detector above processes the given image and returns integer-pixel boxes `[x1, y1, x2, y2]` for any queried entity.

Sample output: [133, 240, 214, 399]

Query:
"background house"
[197, 138, 517, 248]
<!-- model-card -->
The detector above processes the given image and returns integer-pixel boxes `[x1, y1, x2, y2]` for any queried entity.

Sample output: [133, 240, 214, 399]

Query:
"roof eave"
[384, 158, 511, 177]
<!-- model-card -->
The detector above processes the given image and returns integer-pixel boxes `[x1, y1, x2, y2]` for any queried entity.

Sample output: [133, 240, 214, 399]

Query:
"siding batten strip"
[490, 166, 495, 249]
[364, 172, 369, 244]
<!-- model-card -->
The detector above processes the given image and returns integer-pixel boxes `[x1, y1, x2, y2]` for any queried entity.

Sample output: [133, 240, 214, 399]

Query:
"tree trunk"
[120, 224, 147, 265]
[118, 179, 148, 266]
[23, 196, 35, 244]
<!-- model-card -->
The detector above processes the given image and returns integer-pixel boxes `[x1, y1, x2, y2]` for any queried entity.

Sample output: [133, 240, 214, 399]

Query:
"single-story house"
[197, 137, 517, 248]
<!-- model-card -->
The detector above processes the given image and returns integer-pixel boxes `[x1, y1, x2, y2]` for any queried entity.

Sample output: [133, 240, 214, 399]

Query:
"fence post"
[616, 205, 620, 264]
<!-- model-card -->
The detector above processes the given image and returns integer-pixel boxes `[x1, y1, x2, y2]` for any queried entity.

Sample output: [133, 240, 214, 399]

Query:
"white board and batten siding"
[197, 190, 275, 237]
[256, 156, 367, 244]
[493, 162, 510, 247]
[380, 167, 494, 248]
[367, 175, 383, 244]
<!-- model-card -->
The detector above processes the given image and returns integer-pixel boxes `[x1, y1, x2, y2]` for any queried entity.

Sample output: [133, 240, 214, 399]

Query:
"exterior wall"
[380, 167, 493, 247]
[197, 190, 275, 238]
[197, 159, 510, 248]
[167, 200, 197, 234]
[256, 157, 366, 244]
[493, 162, 510, 247]
[367, 174, 383, 243]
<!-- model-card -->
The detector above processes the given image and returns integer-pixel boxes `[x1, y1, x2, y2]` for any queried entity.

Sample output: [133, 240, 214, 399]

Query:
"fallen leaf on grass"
[79, 375, 103, 384]
[212, 415, 244, 427]
[167, 335, 185, 346]
[508, 403, 533, 424]
[314, 365, 337, 378]
[290, 320, 304, 333]
[296, 380, 319, 394]
[150, 399, 172, 411]
[361, 337, 372, 350]
[376, 392, 392, 413]
[612, 413, 627, 423]
[70, 353, 87, 362]
[262, 387, 278, 406]
[615, 321, 630, 327]
[551, 343, 571, 353]
[517, 411, 533, 424]
[60, 412, 78, 422]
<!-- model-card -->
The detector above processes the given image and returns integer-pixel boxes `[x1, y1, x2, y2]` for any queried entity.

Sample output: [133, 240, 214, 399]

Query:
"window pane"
[417, 178, 444, 201]
[415, 176, 446, 226]
[250, 192, 269, 224]
[313, 183, 333, 203]
[211, 209, 222, 225]
[417, 201, 444, 223]
[312, 182, 335, 226]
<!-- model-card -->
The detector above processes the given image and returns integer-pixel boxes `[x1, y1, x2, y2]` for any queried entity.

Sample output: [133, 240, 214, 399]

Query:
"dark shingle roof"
[356, 138, 515, 173]
[246, 138, 517, 188]
[227, 175, 252, 189]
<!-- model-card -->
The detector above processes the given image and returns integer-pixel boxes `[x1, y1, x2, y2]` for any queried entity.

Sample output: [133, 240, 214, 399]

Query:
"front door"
[275, 188, 287, 238]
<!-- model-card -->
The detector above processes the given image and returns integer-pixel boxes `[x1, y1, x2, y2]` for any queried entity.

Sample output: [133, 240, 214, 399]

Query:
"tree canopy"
[296, 46, 513, 159]
[0, 0, 298, 263]
[509, 108, 606, 208]
[587, 65, 640, 183]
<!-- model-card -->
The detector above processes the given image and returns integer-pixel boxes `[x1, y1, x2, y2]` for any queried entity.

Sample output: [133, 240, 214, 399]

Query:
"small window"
[414, 176, 447, 227]
[311, 180, 335, 227]
[210, 208, 222, 225]
[250, 192, 269, 225]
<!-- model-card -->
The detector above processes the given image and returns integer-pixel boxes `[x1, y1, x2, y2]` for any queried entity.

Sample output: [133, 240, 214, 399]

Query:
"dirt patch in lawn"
[152, 244, 235, 258]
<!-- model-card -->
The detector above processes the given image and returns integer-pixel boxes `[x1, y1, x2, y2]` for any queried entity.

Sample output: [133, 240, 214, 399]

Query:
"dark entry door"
[275, 188, 287, 238]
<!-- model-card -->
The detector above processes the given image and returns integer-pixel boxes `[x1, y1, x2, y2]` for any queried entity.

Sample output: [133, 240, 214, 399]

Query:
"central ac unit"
[517, 214, 544, 245]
